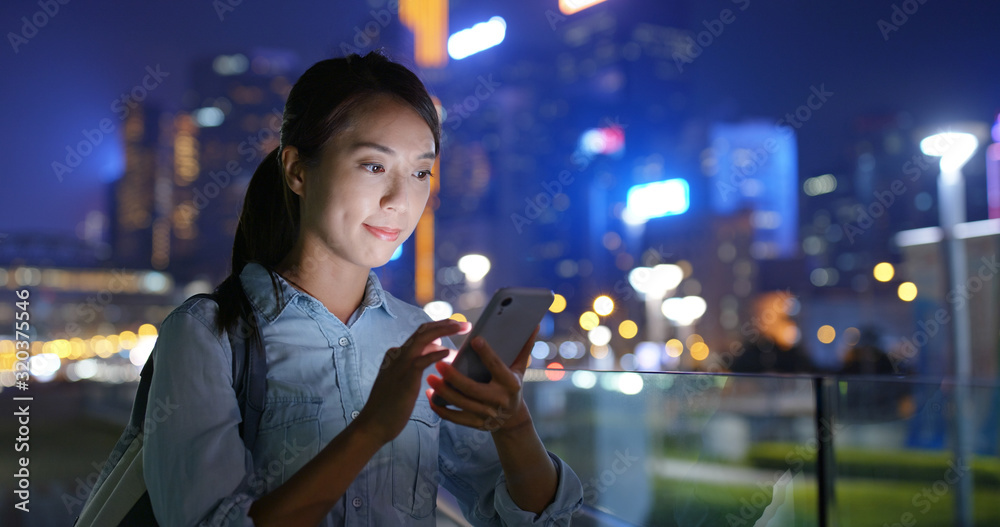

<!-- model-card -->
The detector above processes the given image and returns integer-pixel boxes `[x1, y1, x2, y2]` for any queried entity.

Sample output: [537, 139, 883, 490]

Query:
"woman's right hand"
[356, 318, 470, 445]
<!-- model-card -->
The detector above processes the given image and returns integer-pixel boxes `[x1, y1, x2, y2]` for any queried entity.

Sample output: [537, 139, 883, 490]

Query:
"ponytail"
[215, 147, 297, 334]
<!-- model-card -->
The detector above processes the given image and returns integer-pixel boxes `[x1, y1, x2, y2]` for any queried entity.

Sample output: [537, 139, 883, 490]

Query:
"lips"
[363, 224, 401, 242]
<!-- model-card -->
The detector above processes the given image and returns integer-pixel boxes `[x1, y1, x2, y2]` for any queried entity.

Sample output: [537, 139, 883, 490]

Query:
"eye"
[361, 163, 385, 174]
[414, 170, 434, 181]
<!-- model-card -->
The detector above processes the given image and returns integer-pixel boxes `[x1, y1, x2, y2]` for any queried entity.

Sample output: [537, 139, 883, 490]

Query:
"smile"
[364, 224, 401, 242]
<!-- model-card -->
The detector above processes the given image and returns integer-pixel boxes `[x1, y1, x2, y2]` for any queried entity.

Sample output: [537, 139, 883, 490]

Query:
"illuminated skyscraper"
[170, 49, 301, 283]
[113, 105, 165, 270]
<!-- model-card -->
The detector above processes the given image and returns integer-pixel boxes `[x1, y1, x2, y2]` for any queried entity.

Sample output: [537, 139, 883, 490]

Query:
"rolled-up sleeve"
[143, 306, 257, 526]
[438, 419, 583, 526]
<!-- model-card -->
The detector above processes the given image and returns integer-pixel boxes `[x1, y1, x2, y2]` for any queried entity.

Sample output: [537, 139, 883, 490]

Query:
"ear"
[281, 146, 307, 197]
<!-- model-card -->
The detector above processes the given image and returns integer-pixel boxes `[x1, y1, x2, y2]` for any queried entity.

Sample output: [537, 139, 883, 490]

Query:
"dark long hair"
[213, 51, 441, 335]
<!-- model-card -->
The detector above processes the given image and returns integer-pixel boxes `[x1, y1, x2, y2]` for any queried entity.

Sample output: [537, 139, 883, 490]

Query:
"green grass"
[746, 442, 1000, 486]
[645, 476, 1000, 526]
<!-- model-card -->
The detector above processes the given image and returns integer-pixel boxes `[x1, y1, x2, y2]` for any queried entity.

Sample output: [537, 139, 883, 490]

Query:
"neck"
[275, 239, 371, 324]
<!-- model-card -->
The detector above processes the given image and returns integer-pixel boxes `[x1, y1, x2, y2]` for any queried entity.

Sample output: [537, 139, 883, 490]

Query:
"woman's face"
[292, 96, 436, 271]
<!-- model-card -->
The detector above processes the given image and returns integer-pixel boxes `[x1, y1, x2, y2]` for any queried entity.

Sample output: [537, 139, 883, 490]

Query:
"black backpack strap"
[228, 309, 267, 453]
[189, 291, 267, 451]
[195, 290, 266, 454]
[130, 352, 156, 434]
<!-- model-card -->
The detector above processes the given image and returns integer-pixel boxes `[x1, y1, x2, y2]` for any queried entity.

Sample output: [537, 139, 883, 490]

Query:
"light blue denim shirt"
[143, 262, 583, 526]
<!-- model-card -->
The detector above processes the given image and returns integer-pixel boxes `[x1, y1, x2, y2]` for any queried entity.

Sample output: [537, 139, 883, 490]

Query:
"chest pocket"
[391, 400, 441, 519]
[254, 397, 324, 490]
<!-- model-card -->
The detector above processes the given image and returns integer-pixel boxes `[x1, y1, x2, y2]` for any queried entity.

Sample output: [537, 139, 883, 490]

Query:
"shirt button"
[351, 410, 360, 419]
[352, 497, 363, 508]
[339, 337, 350, 347]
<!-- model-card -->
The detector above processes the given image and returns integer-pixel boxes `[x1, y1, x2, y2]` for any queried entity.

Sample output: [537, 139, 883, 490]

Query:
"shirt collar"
[239, 262, 396, 324]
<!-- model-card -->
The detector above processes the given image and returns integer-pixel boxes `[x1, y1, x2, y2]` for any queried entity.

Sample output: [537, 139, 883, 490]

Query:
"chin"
[361, 249, 399, 269]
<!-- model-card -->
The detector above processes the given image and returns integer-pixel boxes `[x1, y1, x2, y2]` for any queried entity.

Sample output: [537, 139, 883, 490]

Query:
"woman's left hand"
[425, 325, 539, 434]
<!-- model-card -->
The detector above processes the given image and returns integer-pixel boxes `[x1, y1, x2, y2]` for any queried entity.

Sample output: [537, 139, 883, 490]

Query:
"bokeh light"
[593, 295, 614, 316]
[666, 339, 684, 358]
[817, 325, 836, 344]
[690, 342, 709, 361]
[618, 320, 638, 339]
[549, 294, 566, 313]
[545, 362, 565, 381]
[898, 282, 918, 302]
[873, 262, 895, 282]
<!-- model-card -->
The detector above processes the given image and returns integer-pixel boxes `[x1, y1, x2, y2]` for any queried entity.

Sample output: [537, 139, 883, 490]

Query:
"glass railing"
[518, 370, 1000, 527]
[3, 369, 997, 526]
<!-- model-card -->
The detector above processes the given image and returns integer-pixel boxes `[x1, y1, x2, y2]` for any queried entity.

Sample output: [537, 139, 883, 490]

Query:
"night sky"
[2, 0, 998, 238]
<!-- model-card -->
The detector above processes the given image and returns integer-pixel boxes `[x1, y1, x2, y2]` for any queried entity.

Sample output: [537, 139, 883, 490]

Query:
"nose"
[380, 174, 408, 213]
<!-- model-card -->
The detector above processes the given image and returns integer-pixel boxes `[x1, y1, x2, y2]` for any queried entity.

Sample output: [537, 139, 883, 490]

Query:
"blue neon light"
[448, 17, 506, 60]
[624, 178, 690, 224]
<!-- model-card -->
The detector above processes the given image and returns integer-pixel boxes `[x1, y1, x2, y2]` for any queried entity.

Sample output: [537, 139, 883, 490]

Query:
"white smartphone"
[431, 287, 554, 408]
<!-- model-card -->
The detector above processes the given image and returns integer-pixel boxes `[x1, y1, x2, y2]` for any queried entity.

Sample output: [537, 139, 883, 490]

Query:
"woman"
[143, 51, 583, 526]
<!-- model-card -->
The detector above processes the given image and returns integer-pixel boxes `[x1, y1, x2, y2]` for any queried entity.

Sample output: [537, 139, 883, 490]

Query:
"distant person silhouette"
[728, 291, 817, 374]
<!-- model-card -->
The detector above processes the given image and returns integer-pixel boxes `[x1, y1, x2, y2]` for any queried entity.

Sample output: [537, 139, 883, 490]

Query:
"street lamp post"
[458, 253, 491, 311]
[920, 129, 980, 527]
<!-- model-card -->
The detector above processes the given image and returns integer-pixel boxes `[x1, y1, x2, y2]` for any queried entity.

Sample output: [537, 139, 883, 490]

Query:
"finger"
[415, 319, 471, 337]
[434, 359, 506, 405]
[427, 389, 497, 429]
[426, 375, 503, 418]
[419, 343, 451, 357]
[405, 320, 470, 351]
[412, 347, 450, 369]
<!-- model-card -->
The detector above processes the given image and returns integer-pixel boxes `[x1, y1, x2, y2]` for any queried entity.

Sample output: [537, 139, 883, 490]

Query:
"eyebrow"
[351, 141, 437, 160]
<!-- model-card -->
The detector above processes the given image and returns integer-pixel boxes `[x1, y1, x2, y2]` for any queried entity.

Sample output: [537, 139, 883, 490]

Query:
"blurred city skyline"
[1, 0, 999, 380]
[3, 0, 998, 235]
